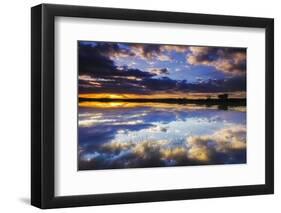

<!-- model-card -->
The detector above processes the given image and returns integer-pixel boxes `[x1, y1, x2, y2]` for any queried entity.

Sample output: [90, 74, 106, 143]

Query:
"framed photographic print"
[31, 4, 274, 209]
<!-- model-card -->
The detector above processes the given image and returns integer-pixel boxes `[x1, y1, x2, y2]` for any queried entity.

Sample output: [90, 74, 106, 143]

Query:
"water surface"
[78, 102, 246, 170]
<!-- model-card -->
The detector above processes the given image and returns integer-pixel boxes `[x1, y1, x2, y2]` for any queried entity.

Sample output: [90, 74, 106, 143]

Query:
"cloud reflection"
[78, 104, 246, 170]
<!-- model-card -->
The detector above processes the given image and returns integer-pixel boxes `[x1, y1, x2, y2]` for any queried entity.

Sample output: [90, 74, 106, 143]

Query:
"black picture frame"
[31, 3, 274, 209]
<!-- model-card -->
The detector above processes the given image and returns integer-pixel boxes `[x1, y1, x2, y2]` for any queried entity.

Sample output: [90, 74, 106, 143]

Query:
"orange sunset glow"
[79, 92, 246, 100]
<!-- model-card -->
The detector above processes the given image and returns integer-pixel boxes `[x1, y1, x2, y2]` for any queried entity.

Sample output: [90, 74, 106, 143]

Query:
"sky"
[78, 41, 246, 99]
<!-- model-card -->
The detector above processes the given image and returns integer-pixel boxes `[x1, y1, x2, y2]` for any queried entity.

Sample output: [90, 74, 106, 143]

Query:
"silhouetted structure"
[218, 94, 228, 100]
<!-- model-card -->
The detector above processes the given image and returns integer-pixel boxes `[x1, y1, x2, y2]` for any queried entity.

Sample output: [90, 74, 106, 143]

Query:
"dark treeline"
[79, 97, 246, 107]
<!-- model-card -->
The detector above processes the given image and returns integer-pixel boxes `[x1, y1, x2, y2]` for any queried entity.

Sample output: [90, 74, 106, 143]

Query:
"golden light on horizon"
[108, 94, 125, 99]
[79, 91, 246, 100]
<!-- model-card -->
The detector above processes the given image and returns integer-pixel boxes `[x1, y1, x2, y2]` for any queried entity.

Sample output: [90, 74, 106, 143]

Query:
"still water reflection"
[78, 102, 246, 170]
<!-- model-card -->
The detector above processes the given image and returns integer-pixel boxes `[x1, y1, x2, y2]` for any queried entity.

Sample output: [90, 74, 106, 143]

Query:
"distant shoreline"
[79, 98, 246, 106]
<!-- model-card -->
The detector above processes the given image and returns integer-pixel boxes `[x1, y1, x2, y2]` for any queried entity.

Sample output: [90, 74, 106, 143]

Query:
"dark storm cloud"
[79, 43, 154, 79]
[78, 42, 246, 94]
[148, 67, 169, 75]
[80, 76, 246, 94]
[187, 47, 246, 75]
[131, 44, 172, 61]
[178, 76, 246, 93]
[142, 77, 177, 91]
[130, 43, 161, 59]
